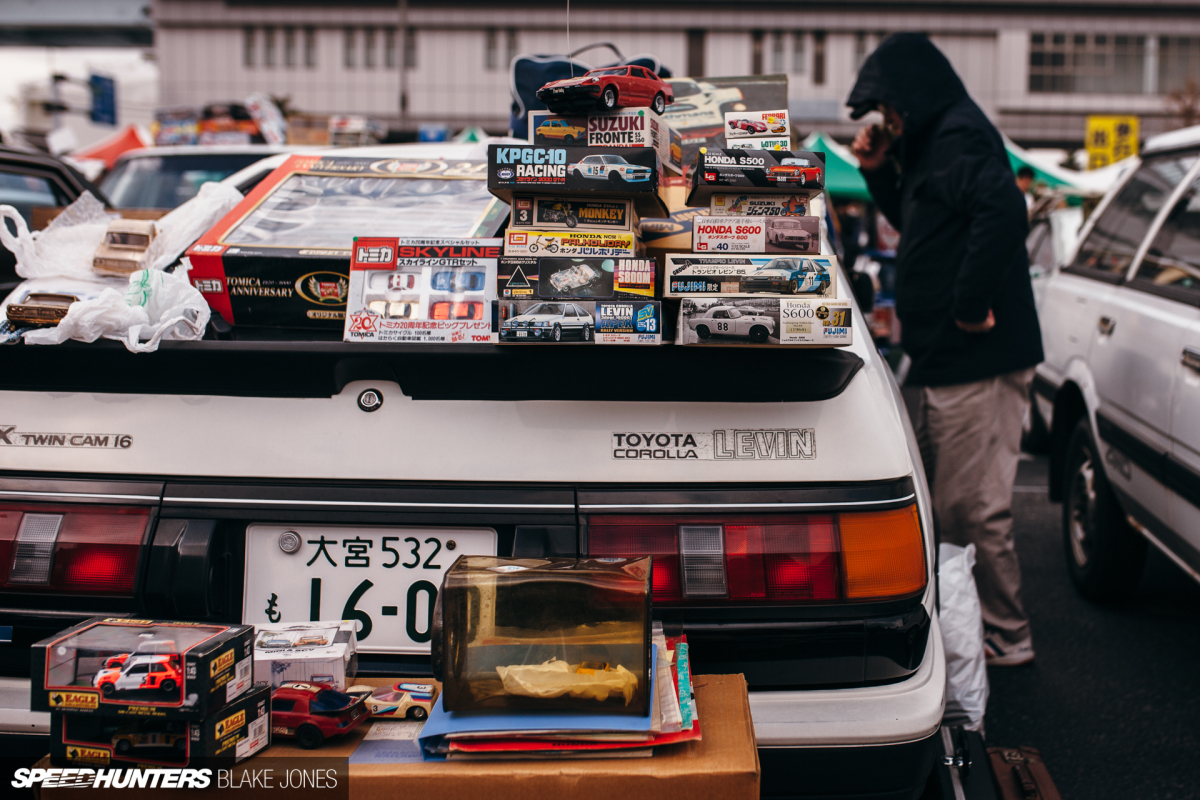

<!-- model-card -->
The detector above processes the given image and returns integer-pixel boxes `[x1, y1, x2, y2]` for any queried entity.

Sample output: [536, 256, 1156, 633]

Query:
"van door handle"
[1183, 347, 1200, 373]
[1097, 316, 1116, 336]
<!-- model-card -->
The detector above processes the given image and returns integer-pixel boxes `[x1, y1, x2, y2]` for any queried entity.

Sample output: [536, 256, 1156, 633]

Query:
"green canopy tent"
[801, 132, 872, 202]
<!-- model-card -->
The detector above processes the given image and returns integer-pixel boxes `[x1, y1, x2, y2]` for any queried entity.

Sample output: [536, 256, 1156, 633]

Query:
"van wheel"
[652, 92, 666, 114]
[296, 725, 324, 750]
[602, 86, 618, 109]
[582, 325, 592, 341]
[160, 679, 177, 693]
[552, 324, 562, 342]
[1062, 418, 1146, 601]
[749, 326, 769, 343]
[695, 325, 711, 339]
[407, 706, 428, 721]
[101, 683, 115, 697]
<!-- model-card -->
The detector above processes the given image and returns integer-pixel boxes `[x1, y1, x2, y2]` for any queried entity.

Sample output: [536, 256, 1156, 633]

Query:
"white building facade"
[153, 0, 1200, 146]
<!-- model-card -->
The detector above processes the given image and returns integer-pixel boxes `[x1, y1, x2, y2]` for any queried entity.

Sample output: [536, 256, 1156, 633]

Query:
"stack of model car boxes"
[665, 147, 853, 347]
[32, 617, 270, 769]
[485, 106, 682, 345]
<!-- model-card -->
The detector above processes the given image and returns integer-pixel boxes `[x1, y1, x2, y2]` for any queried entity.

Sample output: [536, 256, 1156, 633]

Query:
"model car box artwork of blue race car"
[665, 254, 839, 298]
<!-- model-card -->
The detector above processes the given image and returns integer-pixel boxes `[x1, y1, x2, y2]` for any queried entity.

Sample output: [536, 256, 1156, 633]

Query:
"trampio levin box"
[528, 108, 683, 175]
[51, 683, 270, 768]
[709, 193, 809, 216]
[186, 154, 507, 329]
[687, 148, 826, 205]
[498, 257, 656, 300]
[32, 618, 255, 720]
[666, 254, 839, 299]
[343, 237, 500, 344]
[678, 297, 852, 347]
[509, 195, 637, 233]
[487, 144, 669, 218]
[495, 299, 662, 344]
[504, 229, 641, 258]
[693, 215, 820, 255]
[253, 621, 358, 690]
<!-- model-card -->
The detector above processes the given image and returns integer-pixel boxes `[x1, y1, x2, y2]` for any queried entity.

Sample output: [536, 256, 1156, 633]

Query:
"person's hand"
[851, 124, 891, 172]
[956, 310, 996, 333]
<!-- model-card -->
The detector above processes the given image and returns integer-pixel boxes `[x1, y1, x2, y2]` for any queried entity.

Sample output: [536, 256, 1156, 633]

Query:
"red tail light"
[0, 503, 150, 595]
[587, 506, 925, 604]
[430, 301, 483, 320]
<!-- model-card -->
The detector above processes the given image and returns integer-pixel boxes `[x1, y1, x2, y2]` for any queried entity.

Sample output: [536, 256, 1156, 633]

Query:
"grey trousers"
[914, 368, 1034, 648]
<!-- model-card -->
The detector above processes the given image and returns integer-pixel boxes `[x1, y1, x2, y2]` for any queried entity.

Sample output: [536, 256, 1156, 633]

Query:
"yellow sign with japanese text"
[1086, 116, 1139, 169]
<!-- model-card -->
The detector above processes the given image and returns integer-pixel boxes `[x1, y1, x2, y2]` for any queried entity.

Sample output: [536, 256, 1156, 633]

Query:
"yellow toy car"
[535, 118, 587, 144]
[93, 219, 156, 277]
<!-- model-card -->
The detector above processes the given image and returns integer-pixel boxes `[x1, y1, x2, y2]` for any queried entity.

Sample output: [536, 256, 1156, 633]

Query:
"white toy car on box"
[567, 154, 653, 183]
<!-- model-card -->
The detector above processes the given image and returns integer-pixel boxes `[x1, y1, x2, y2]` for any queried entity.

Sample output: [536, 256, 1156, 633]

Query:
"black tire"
[529, 244, 539, 253]
[160, 679, 176, 693]
[115, 739, 131, 755]
[296, 724, 324, 750]
[695, 325, 711, 339]
[1062, 418, 1146, 601]
[552, 324, 562, 342]
[652, 92, 666, 114]
[581, 325, 592, 341]
[602, 86, 618, 109]
[789, 278, 801, 294]
[407, 706, 428, 721]
[749, 325, 769, 343]
[563, 134, 575, 144]
[101, 683, 115, 697]
[572, 169, 583, 179]
[608, 171, 625, 184]
[566, 215, 578, 228]
[800, 174, 807, 186]
[547, 244, 559, 253]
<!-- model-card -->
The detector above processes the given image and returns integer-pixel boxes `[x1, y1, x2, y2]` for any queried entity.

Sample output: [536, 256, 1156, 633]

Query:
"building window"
[770, 31, 784, 73]
[305, 27, 317, 68]
[485, 28, 498, 70]
[404, 27, 417, 69]
[854, 32, 868, 70]
[263, 26, 276, 68]
[284, 27, 296, 68]
[1029, 32, 1147, 94]
[506, 28, 518, 67]
[751, 30, 765, 75]
[243, 27, 255, 68]
[792, 32, 806, 74]
[813, 31, 826, 85]
[344, 27, 356, 69]
[1160, 37, 1200, 94]
[364, 27, 376, 68]
[385, 27, 397, 68]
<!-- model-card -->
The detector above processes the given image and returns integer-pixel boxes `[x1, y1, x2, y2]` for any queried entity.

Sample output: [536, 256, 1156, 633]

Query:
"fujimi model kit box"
[487, 144, 669, 218]
[687, 148, 826, 205]
[693, 215, 820, 254]
[253, 621, 358, 690]
[186, 154, 508, 329]
[527, 108, 683, 175]
[498, 257, 656, 300]
[678, 297, 852, 347]
[504, 229, 642, 257]
[343, 237, 500, 344]
[728, 136, 790, 151]
[666, 254, 839, 299]
[495, 299, 662, 344]
[509, 195, 637, 232]
[51, 684, 271, 768]
[31, 618, 255, 720]
[709, 193, 809, 216]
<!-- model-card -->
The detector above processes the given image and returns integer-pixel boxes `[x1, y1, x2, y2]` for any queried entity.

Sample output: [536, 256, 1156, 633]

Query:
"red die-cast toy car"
[537, 66, 674, 114]
[729, 118, 769, 134]
[766, 157, 824, 186]
[94, 654, 183, 697]
[270, 682, 369, 749]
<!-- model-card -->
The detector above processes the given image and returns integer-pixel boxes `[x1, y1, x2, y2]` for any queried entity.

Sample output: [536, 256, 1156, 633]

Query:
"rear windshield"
[106, 232, 150, 247]
[310, 689, 355, 713]
[101, 153, 267, 209]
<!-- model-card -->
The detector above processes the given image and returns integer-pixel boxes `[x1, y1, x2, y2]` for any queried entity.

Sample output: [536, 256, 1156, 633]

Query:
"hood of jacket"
[846, 33, 968, 138]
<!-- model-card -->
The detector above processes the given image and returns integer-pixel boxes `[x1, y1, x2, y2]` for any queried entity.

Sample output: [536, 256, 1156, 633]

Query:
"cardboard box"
[727, 136, 790, 151]
[186, 154, 507, 329]
[50, 684, 271, 768]
[487, 144, 669, 218]
[498, 257, 656, 300]
[253, 621, 358, 691]
[343, 237, 500, 345]
[724, 109, 790, 139]
[32, 618, 255, 721]
[709, 193, 810, 216]
[510, 195, 637, 232]
[679, 297, 852, 347]
[666, 254, 839, 299]
[693, 215, 819, 255]
[504, 229, 641, 257]
[495, 299, 662, 344]
[687, 148, 826, 206]
[527, 108, 683, 175]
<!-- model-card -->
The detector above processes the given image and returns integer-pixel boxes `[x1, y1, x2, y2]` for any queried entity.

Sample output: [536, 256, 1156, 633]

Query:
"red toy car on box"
[94, 654, 184, 697]
[728, 118, 769, 134]
[270, 682, 369, 749]
[538, 66, 674, 114]
[766, 156, 824, 185]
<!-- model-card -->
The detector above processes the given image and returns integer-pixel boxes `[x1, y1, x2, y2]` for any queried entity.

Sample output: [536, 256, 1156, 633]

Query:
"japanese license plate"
[516, 330, 527, 337]
[242, 524, 496, 655]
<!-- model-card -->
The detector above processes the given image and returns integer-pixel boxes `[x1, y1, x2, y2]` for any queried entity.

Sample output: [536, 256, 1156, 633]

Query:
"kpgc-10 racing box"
[488, 144, 669, 217]
[498, 257, 656, 300]
[666, 254, 839, 299]
[494, 299, 662, 344]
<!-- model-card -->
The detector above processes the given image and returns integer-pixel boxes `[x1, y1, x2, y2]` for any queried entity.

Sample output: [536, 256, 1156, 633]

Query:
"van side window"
[1069, 155, 1195, 281]
[1132, 173, 1200, 307]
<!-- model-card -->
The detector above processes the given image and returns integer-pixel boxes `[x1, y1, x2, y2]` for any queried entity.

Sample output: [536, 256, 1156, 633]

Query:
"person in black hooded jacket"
[848, 33, 1043, 666]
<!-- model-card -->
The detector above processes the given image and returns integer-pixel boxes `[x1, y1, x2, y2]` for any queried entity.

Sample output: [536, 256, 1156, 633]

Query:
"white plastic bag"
[24, 266, 210, 353]
[0, 192, 116, 280]
[142, 181, 243, 271]
[938, 542, 989, 733]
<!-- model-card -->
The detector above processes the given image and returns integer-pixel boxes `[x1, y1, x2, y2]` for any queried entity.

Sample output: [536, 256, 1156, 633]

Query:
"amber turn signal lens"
[839, 505, 927, 599]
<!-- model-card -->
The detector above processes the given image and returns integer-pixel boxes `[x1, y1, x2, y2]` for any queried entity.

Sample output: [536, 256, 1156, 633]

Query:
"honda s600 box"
[693, 215, 819, 254]
[32, 618, 255, 720]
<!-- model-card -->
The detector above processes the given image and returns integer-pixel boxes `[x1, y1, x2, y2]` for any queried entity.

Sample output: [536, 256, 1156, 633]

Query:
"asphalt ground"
[983, 455, 1200, 800]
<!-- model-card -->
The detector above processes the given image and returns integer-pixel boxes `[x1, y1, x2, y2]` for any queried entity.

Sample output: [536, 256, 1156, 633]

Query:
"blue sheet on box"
[418, 645, 658, 761]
